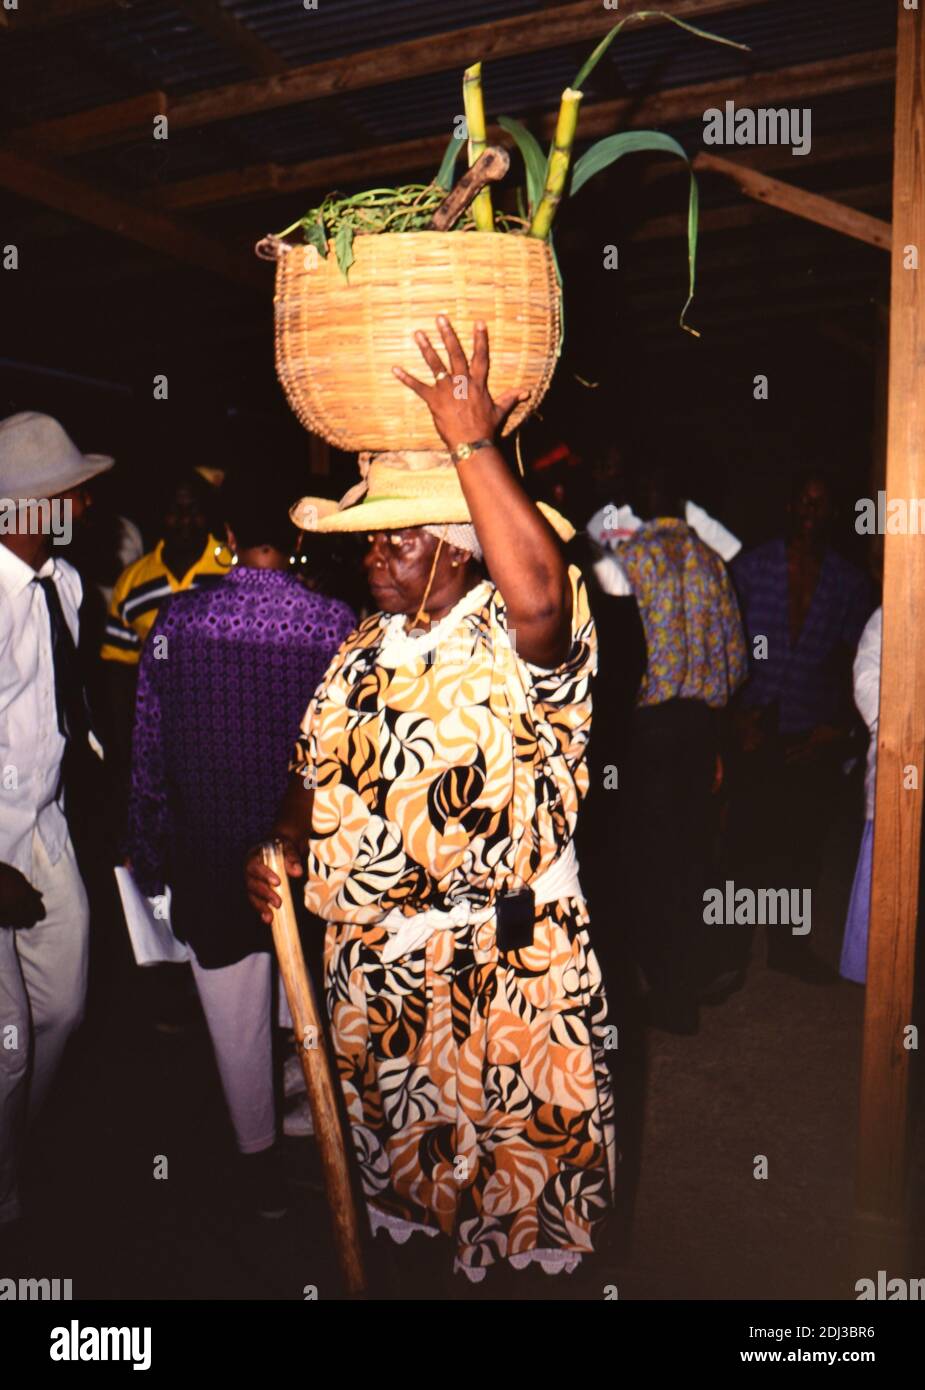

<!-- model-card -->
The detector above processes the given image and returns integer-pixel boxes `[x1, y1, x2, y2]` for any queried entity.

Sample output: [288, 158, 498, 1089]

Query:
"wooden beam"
[857, 1, 925, 1221]
[7, 0, 757, 155]
[21, 92, 169, 156]
[0, 148, 264, 291]
[641, 128, 892, 185]
[693, 151, 892, 251]
[175, 0, 286, 76]
[156, 50, 897, 212]
[631, 182, 891, 242]
[173, 1, 376, 150]
[167, 0, 758, 132]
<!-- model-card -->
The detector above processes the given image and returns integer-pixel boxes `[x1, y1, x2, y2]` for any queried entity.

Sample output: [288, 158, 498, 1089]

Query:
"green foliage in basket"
[275, 10, 748, 334]
[276, 185, 526, 278]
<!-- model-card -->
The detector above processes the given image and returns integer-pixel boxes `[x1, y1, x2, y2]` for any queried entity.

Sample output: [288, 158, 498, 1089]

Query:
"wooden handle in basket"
[429, 146, 510, 231]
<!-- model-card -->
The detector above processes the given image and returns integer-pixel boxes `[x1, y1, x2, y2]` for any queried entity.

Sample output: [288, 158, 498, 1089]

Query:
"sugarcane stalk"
[529, 87, 583, 240]
[463, 62, 494, 231]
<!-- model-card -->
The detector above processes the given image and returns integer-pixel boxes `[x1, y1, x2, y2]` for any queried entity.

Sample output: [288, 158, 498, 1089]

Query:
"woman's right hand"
[244, 839, 304, 924]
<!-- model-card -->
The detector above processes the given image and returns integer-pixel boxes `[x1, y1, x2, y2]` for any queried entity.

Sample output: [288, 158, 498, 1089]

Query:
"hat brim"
[290, 494, 574, 543]
[74, 453, 114, 485]
[31, 452, 114, 498]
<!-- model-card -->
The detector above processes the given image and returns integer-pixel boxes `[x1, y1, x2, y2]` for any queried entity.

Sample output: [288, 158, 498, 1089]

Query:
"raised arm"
[393, 316, 572, 667]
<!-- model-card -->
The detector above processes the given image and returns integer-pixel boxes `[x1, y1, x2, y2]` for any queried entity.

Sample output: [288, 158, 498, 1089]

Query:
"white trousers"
[189, 950, 278, 1155]
[0, 831, 89, 1224]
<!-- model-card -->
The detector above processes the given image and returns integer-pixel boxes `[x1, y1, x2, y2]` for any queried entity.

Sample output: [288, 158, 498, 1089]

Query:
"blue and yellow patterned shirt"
[618, 517, 747, 709]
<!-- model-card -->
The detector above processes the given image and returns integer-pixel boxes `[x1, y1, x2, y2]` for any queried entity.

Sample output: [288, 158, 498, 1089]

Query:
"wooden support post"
[693, 152, 892, 251]
[857, 2, 925, 1221]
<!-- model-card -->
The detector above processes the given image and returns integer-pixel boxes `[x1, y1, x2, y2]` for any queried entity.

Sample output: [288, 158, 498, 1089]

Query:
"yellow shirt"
[100, 535, 227, 665]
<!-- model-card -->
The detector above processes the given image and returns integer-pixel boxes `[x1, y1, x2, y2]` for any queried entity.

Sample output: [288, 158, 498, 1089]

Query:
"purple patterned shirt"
[127, 567, 356, 967]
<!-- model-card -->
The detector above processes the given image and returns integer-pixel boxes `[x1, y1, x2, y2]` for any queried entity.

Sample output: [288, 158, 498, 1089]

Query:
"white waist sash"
[379, 840, 583, 964]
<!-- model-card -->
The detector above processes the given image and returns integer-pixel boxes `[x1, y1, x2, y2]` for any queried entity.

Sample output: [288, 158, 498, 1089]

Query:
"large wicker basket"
[271, 232, 561, 453]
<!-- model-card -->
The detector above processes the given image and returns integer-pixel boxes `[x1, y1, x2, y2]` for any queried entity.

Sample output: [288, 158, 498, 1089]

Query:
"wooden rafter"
[693, 152, 892, 250]
[10, 0, 759, 152]
[170, 1, 376, 151]
[0, 148, 264, 291]
[645, 128, 893, 183]
[632, 181, 891, 241]
[175, 0, 286, 76]
[154, 49, 896, 213]
[22, 92, 169, 156]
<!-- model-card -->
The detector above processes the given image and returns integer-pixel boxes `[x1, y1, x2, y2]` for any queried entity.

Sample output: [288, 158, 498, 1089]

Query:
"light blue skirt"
[840, 819, 873, 984]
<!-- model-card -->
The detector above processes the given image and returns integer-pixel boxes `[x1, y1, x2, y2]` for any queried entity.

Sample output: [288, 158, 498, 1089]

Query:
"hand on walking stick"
[245, 836, 303, 924]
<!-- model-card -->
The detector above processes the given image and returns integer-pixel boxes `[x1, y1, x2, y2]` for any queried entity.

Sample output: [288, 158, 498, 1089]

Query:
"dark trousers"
[617, 699, 722, 1002]
[725, 736, 843, 968]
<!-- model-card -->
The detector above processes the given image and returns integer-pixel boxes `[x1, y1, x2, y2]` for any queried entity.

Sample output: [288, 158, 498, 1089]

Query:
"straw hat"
[0, 411, 113, 500]
[290, 451, 574, 543]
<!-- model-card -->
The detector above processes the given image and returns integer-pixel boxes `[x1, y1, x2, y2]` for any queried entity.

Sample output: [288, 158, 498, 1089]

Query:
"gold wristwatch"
[450, 438, 494, 464]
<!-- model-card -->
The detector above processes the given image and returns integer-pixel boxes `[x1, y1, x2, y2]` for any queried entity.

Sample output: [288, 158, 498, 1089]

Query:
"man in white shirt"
[0, 411, 113, 1232]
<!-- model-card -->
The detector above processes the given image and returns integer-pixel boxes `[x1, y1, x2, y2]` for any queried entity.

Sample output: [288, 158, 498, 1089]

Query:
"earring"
[231, 552, 239, 567]
[451, 559, 460, 568]
[213, 542, 235, 569]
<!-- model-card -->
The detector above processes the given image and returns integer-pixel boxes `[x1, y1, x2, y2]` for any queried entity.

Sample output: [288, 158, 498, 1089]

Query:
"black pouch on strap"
[496, 887, 536, 953]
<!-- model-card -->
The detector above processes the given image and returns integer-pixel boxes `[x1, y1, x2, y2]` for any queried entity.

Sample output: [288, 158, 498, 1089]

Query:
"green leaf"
[334, 221, 355, 279]
[568, 130, 701, 335]
[679, 169, 700, 336]
[434, 135, 464, 192]
[498, 115, 547, 214]
[303, 218, 328, 258]
[570, 130, 689, 196]
[573, 10, 748, 90]
[573, 17, 632, 89]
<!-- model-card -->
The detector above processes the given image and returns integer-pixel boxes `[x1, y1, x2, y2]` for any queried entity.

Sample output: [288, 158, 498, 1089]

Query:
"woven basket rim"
[275, 228, 541, 255]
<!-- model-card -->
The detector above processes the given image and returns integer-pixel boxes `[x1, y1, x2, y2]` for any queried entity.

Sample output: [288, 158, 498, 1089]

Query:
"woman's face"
[364, 527, 467, 616]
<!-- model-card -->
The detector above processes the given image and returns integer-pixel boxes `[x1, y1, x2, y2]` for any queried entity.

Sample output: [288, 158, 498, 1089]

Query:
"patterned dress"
[291, 566, 616, 1277]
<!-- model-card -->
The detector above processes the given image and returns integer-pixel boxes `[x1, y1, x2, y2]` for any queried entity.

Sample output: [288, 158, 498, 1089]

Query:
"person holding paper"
[125, 474, 355, 1217]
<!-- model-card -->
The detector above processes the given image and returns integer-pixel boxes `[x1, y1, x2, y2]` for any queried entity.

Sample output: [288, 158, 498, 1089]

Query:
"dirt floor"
[4, 786, 923, 1302]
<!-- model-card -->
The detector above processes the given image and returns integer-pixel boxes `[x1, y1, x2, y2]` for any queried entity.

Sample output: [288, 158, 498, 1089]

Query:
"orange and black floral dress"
[290, 565, 616, 1278]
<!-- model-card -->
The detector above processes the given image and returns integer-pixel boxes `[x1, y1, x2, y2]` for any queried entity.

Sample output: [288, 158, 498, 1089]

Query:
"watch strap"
[450, 438, 494, 464]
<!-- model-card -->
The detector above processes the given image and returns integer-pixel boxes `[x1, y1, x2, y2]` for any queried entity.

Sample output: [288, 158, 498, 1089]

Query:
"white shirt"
[0, 542, 81, 878]
[853, 606, 882, 822]
[588, 499, 742, 597]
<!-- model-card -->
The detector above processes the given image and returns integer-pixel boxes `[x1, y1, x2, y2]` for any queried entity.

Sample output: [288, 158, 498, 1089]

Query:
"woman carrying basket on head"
[246, 316, 616, 1284]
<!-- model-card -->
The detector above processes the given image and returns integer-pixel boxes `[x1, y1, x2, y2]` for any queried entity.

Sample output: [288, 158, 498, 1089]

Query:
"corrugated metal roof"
[1, 0, 895, 134]
[0, 0, 897, 361]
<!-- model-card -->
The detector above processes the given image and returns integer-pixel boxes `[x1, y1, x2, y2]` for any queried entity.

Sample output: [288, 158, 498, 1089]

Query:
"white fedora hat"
[0, 411, 114, 500]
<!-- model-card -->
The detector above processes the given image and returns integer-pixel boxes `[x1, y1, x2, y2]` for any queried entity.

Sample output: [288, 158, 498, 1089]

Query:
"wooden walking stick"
[259, 839, 367, 1295]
